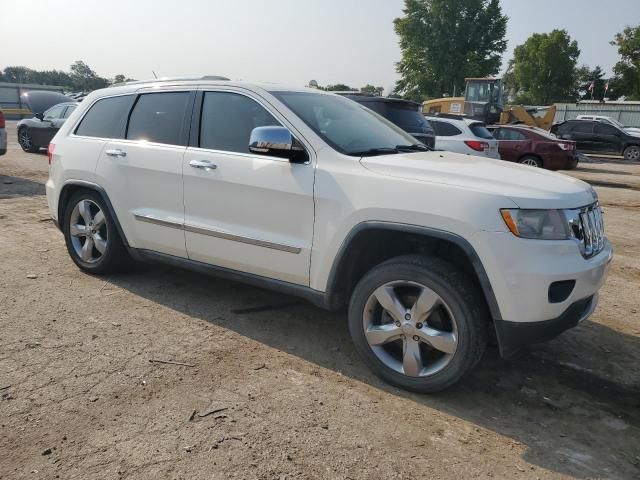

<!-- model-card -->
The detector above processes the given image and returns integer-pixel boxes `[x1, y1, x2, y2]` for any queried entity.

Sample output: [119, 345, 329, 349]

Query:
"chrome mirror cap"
[249, 126, 307, 162]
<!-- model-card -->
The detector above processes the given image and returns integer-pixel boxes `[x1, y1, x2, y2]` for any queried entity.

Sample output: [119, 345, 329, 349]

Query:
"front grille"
[574, 204, 605, 258]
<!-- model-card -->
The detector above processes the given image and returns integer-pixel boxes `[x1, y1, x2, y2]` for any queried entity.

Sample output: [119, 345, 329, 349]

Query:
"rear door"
[182, 89, 315, 285]
[95, 89, 194, 257]
[593, 123, 623, 154]
[493, 128, 530, 162]
[560, 121, 595, 151]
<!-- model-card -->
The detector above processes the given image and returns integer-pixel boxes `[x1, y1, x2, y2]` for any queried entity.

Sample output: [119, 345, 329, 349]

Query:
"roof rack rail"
[111, 75, 230, 87]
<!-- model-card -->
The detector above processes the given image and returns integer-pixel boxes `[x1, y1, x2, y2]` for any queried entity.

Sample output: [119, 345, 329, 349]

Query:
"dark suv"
[340, 95, 436, 149]
[551, 119, 640, 161]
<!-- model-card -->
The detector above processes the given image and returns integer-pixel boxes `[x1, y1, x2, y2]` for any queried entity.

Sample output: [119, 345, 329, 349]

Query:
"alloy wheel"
[520, 158, 539, 167]
[18, 129, 32, 150]
[626, 146, 640, 161]
[69, 199, 108, 263]
[362, 280, 458, 377]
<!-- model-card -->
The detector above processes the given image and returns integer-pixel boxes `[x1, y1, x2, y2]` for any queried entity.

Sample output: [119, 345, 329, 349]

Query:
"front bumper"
[494, 294, 597, 357]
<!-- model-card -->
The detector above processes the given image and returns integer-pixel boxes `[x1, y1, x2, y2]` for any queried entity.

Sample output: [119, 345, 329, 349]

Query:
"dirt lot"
[1, 121, 639, 480]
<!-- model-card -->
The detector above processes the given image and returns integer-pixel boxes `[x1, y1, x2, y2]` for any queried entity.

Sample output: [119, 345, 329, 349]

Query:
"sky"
[1, 0, 638, 93]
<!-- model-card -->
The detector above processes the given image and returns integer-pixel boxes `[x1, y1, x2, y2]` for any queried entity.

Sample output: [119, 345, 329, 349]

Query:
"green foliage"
[574, 65, 610, 100]
[507, 30, 580, 104]
[360, 84, 384, 96]
[324, 84, 357, 92]
[0, 61, 113, 92]
[611, 25, 640, 100]
[394, 0, 507, 100]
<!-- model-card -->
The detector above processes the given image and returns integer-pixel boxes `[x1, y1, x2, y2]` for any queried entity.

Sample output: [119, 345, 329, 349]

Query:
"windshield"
[271, 91, 420, 156]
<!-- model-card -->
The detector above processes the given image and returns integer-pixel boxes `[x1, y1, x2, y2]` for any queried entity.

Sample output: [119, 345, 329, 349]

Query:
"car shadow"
[0, 175, 45, 198]
[105, 261, 640, 478]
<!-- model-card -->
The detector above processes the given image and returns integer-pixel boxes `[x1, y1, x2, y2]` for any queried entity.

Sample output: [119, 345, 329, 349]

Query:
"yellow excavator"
[423, 77, 557, 131]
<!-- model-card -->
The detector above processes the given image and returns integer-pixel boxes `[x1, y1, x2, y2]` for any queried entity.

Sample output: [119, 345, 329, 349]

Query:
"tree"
[507, 30, 580, 105]
[360, 84, 384, 96]
[574, 65, 606, 100]
[325, 83, 356, 92]
[69, 60, 108, 91]
[394, 0, 507, 100]
[610, 25, 640, 100]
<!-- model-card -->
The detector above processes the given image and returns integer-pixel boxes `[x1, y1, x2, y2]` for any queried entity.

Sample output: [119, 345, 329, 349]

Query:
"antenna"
[152, 70, 158, 79]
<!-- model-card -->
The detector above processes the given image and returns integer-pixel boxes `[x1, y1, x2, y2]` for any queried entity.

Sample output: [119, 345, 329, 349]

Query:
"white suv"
[46, 77, 612, 393]
[425, 114, 501, 159]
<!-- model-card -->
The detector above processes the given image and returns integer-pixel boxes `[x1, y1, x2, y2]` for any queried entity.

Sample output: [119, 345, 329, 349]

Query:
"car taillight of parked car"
[464, 140, 490, 152]
[0, 111, 5, 128]
[48, 143, 55, 165]
[557, 142, 575, 151]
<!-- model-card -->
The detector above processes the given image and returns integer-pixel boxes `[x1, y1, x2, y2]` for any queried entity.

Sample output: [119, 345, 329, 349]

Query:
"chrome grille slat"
[577, 203, 605, 258]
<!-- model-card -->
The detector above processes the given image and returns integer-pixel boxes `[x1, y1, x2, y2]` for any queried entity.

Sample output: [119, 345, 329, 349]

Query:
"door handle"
[105, 149, 127, 158]
[189, 159, 217, 170]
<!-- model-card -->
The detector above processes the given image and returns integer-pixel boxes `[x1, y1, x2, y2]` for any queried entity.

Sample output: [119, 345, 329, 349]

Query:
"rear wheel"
[623, 145, 640, 162]
[63, 190, 128, 274]
[518, 155, 542, 168]
[348, 255, 489, 393]
[18, 128, 39, 153]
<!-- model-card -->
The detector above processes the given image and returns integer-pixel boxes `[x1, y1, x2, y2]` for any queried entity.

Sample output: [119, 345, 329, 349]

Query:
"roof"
[341, 94, 422, 108]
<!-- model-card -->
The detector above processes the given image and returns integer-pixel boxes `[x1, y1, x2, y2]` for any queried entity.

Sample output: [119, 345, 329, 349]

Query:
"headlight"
[500, 209, 571, 240]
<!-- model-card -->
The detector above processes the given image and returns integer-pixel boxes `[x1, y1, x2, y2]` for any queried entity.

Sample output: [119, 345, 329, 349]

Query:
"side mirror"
[35, 112, 44, 121]
[249, 126, 308, 163]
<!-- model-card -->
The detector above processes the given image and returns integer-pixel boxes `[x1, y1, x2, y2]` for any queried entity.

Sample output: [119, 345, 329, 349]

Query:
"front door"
[34, 104, 66, 146]
[183, 90, 315, 286]
[95, 90, 193, 258]
[593, 123, 623, 154]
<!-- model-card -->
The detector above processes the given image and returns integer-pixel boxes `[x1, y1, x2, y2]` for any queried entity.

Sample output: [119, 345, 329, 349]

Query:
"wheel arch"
[324, 221, 502, 321]
[57, 180, 130, 248]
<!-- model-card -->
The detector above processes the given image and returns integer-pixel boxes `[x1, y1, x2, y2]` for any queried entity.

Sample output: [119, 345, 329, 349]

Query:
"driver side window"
[44, 105, 65, 121]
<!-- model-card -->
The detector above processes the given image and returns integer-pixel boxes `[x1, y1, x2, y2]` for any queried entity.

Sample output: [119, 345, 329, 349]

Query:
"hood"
[21, 91, 72, 114]
[360, 151, 595, 209]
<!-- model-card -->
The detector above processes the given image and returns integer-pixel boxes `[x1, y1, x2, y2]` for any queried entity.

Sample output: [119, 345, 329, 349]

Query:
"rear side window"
[127, 92, 191, 145]
[62, 105, 76, 119]
[430, 120, 462, 137]
[75, 96, 133, 139]
[469, 123, 494, 139]
[571, 122, 594, 134]
[199, 92, 281, 154]
[595, 124, 618, 135]
[495, 129, 528, 141]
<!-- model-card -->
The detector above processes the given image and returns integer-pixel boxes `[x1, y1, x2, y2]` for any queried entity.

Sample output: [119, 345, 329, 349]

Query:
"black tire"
[18, 127, 40, 153]
[62, 189, 129, 275]
[623, 145, 640, 162]
[518, 155, 542, 168]
[348, 254, 489, 393]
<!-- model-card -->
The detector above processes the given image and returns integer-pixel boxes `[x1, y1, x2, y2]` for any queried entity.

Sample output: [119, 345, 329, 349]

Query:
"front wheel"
[348, 255, 489, 393]
[63, 190, 128, 274]
[18, 128, 39, 153]
[623, 145, 640, 162]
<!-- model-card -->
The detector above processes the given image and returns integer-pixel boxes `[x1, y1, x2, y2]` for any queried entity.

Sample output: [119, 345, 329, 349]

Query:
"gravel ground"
[1, 121, 639, 480]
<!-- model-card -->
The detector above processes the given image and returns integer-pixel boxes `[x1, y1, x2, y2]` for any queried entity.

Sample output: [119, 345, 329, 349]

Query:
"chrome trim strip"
[133, 214, 184, 230]
[184, 224, 301, 254]
[133, 214, 301, 254]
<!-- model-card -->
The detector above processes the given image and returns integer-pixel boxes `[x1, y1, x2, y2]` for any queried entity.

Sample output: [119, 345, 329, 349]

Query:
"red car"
[488, 125, 577, 170]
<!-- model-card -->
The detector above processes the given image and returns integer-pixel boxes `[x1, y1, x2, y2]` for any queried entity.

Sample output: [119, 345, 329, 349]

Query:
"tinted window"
[199, 92, 281, 153]
[271, 91, 417, 156]
[469, 123, 494, 139]
[496, 128, 528, 141]
[75, 96, 133, 139]
[571, 122, 594, 134]
[595, 124, 619, 135]
[44, 105, 65, 121]
[430, 120, 462, 137]
[385, 105, 433, 134]
[62, 105, 76, 119]
[127, 92, 190, 145]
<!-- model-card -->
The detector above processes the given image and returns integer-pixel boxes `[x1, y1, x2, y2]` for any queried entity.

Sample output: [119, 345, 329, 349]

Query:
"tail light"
[464, 140, 490, 152]
[48, 143, 55, 165]
[557, 142, 575, 151]
[0, 111, 5, 128]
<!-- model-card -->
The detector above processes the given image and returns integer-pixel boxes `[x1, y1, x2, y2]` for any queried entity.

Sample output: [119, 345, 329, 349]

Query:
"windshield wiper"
[396, 144, 431, 152]
[351, 147, 399, 157]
